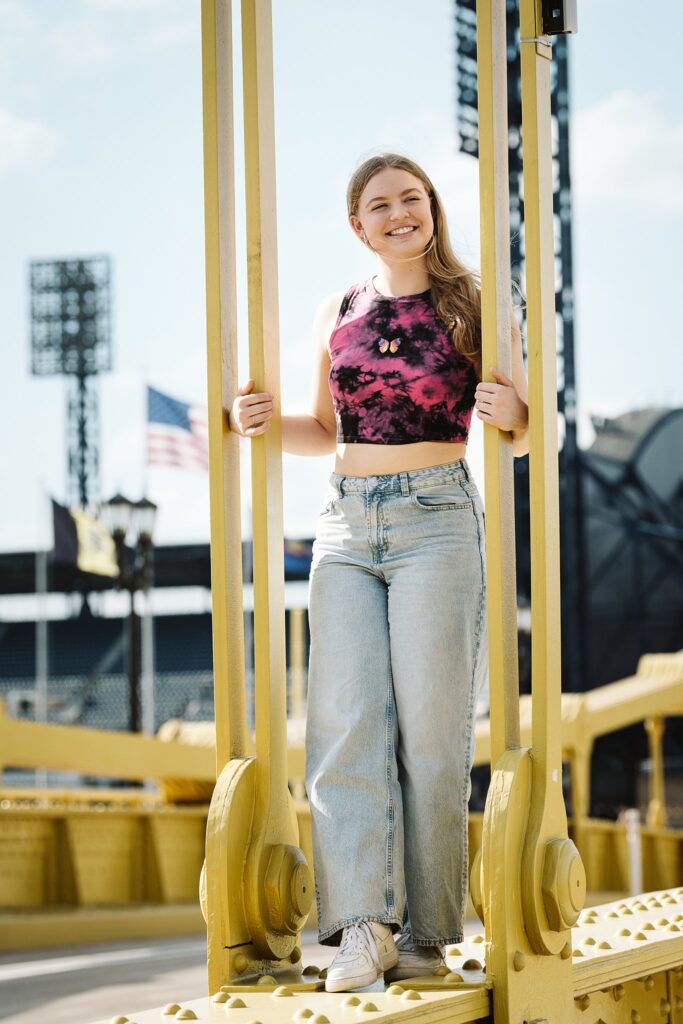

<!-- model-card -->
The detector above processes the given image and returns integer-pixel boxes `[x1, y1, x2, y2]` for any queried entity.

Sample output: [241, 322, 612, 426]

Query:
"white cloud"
[572, 90, 683, 213]
[48, 21, 116, 67]
[0, 106, 57, 175]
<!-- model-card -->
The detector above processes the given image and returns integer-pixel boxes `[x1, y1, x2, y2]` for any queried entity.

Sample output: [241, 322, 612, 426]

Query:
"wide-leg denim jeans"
[305, 458, 487, 947]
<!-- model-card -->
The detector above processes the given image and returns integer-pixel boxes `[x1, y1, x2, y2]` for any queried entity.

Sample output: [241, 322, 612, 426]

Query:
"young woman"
[229, 153, 529, 992]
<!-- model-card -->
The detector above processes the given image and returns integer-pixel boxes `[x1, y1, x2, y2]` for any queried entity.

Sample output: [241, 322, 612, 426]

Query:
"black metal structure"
[454, 2, 585, 690]
[30, 257, 112, 508]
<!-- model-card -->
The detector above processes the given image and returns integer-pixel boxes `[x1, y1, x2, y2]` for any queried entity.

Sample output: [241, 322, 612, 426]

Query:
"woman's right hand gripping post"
[228, 379, 274, 437]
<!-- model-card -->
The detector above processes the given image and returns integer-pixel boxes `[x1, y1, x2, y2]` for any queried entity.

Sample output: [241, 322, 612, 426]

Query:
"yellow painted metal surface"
[476, 0, 584, 1017]
[0, 699, 215, 783]
[200, 0, 312, 991]
[2, 905, 205, 952]
[0, 804, 206, 911]
[94, 890, 683, 1024]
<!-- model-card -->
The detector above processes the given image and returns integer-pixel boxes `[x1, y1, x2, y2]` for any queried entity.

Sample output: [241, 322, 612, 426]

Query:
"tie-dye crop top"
[328, 278, 478, 445]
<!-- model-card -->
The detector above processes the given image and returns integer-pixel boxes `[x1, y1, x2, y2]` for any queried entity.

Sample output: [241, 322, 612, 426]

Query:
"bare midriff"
[333, 439, 468, 478]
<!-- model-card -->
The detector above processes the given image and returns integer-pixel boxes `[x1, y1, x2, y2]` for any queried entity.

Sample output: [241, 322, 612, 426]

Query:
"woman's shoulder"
[315, 280, 368, 316]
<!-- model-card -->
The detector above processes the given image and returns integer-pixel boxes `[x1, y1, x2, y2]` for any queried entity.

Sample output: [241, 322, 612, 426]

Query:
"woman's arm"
[474, 315, 529, 457]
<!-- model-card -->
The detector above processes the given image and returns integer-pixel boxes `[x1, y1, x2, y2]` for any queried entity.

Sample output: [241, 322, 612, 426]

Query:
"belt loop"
[460, 459, 470, 482]
[399, 472, 409, 496]
[338, 477, 345, 497]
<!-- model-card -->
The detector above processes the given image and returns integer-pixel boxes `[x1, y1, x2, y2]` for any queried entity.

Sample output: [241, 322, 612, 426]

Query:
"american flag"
[147, 386, 209, 471]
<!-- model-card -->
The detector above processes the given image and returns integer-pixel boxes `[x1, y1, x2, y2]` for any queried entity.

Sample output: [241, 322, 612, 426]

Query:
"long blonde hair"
[347, 153, 482, 376]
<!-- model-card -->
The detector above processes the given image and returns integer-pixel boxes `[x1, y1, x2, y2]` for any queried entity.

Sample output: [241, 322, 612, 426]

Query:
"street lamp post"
[102, 493, 158, 733]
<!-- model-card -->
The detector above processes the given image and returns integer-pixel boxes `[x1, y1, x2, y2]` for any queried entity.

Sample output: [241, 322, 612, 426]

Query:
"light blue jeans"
[305, 458, 487, 947]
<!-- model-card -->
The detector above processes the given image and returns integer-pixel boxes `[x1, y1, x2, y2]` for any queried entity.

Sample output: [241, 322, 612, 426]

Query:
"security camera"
[541, 0, 578, 35]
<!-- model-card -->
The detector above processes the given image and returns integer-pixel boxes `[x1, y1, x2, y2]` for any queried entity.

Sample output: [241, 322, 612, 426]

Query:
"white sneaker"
[325, 921, 399, 993]
[384, 931, 446, 981]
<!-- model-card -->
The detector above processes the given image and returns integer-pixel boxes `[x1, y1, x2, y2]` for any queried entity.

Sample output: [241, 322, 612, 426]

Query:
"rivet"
[358, 1001, 379, 1011]
[667, 923, 681, 932]
[619, 908, 634, 916]
[447, 946, 461, 956]
[386, 986, 404, 996]
[302, 966, 319, 976]
[293, 1010, 314, 1019]
[574, 995, 590, 1011]
[273, 988, 293, 998]
[631, 1012, 641, 1023]
[290, 947, 302, 964]
[111, 1018, 129, 1024]
[598, 941, 612, 949]
[605, 911, 618, 918]
[513, 951, 525, 972]
[648, 899, 662, 908]
[634, 931, 648, 940]
[673, 914, 683, 922]
[444, 972, 463, 983]
[342, 998, 361, 1007]
[615, 929, 631, 937]
[312, 1016, 330, 1024]
[660, 1000, 671, 1016]
[632, 901, 647, 911]
[613, 985, 625, 1001]
[257, 976, 277, 986]
[643, 977, 654, 991]
[462, 958, 482, 970]
[560, 943, 572, 959]
[582, 936, 596, 946]
[572, 948, 584, 957]
[211, 993, 229, 1004]
[227, 998, 247, 1009]
[433, 965, 450, 976]
[642, 922, 655, 930]
[400, 991, 421, 1002]
[656, 918, 670, 927]
[234, 954, 249, 974]
[319, 969, 328, 980]
[163, 1008, 181, 1017]
[471, 934, 485, 944]
[176, 1012, 198, 1021]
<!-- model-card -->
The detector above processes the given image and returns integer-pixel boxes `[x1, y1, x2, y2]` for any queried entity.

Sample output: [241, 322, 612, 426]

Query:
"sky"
[1, 0, 682, 553]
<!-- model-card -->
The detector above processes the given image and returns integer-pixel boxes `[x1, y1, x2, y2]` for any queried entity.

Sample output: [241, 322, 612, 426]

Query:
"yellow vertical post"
[201, 0, 257, 992]
[240, 0, 313, 964]
[289, 608, 306, 800]
[519, 0, 585, 961]
[478, 0, 585, 1019]
[645, 716, 667, 828]
[478, 0, 520, 772]
[289, 608, 306, 723]
[201, 0, 247, 774]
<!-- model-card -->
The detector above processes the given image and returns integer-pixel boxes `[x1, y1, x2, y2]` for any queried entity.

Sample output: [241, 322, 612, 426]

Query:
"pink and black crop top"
[328, 278, 478, 445]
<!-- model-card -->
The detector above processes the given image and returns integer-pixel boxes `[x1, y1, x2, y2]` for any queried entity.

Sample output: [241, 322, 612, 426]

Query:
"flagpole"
[35, 489, 50, 788]
[141, 381, 155, 741]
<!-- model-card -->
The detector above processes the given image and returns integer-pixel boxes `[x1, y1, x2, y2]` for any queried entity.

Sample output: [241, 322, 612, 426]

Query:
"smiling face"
[349, 166, 434, 261]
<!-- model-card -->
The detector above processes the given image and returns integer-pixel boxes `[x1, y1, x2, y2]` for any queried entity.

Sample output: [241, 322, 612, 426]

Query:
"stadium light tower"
[30, 256, 112, 508]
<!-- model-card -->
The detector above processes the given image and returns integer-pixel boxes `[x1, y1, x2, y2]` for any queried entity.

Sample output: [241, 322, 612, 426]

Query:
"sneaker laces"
[339, 922, 383, 971]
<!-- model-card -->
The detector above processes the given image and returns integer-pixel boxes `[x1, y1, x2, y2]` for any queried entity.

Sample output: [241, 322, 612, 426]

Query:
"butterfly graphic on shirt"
[377, 337, 401, 354]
